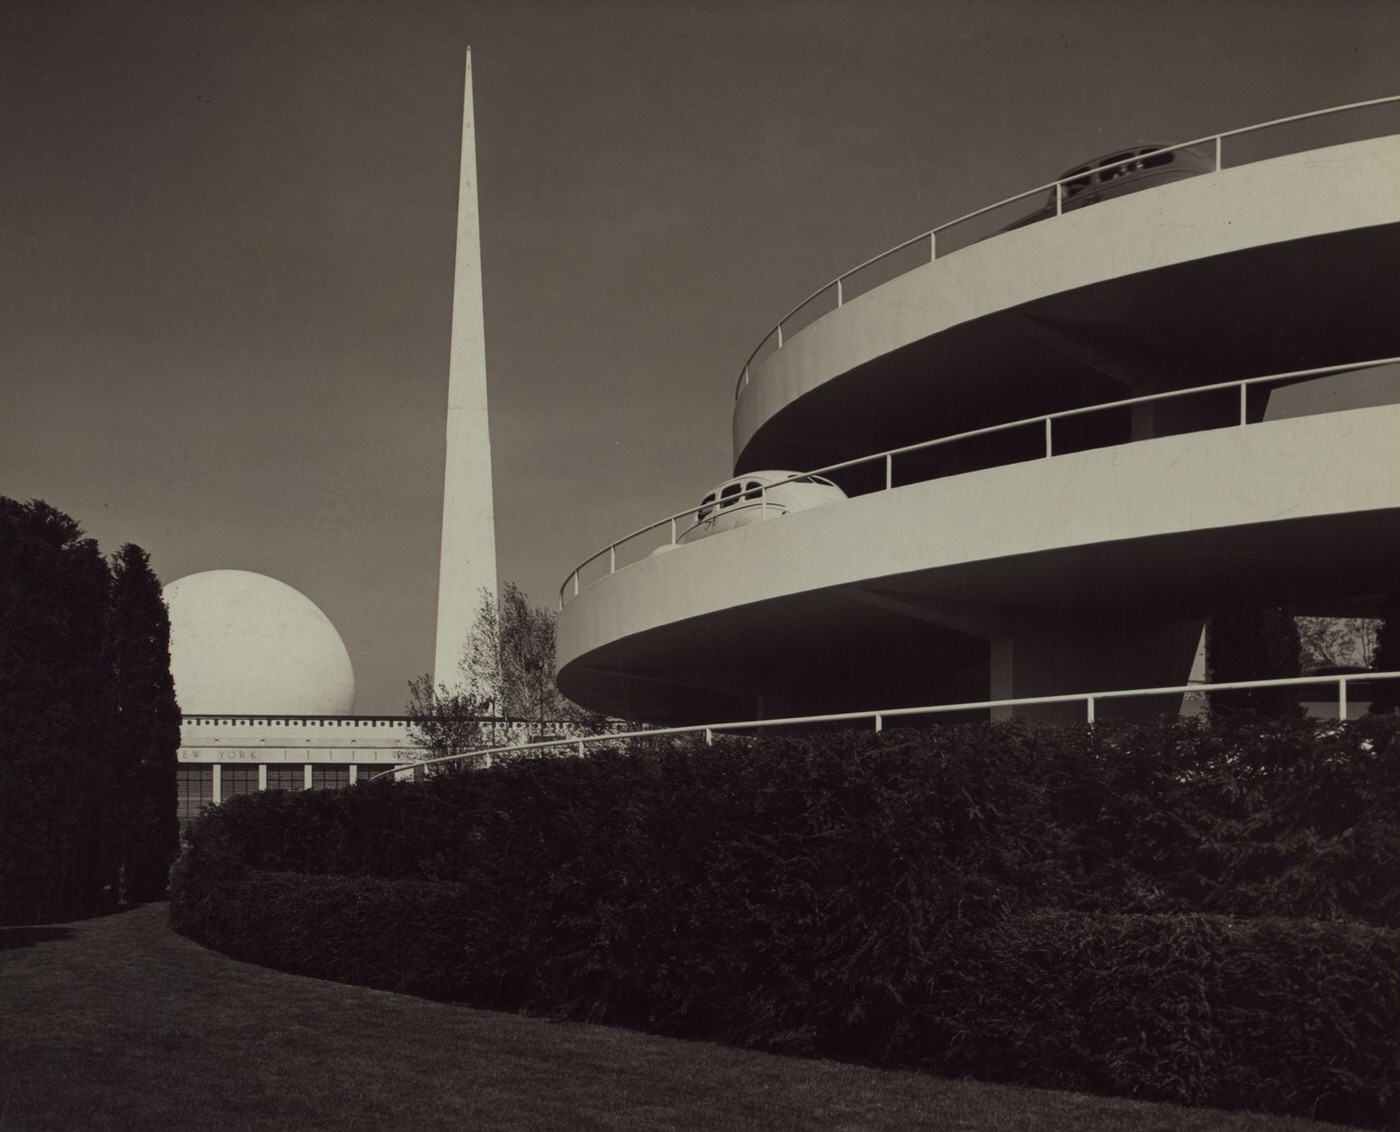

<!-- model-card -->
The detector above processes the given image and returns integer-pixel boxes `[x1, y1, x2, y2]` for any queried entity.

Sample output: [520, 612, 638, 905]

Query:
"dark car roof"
[998, 143, 1213, 233]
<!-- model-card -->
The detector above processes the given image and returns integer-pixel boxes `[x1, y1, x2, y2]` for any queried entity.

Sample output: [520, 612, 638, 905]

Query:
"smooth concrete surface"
[560, 404, 1400, 723]
[734, 136, 1400, 472]
[164, 570, 356, 715]
[435, 48, 499, 682]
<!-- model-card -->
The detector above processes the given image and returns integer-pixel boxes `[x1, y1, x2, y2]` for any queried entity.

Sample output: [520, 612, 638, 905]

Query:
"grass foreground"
[0, 904, 1356, 1131]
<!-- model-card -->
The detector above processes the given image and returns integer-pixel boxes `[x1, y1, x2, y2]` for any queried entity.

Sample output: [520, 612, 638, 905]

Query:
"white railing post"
[777, 323, 784, 349]
[573, 571, 579, 597]
[1044, 417, 1053, 458]
[885, 452, 893, 490]
[874, 713, 883, 733]
[609, 545, 616, 574]
[837, 278, 844, 307]
[743, 365, 750, 388]
[705, 728, 713, 746]
[1055, 181, 1063, 216]
[1086, 696, 1096, 724]
[1214, 134, 1222, 171]
[930, 230, 937, 261]
[577, 740, 585, 755]
[670, 516, 678, 545]
[1239, 383, 1248, 425]
[1338, 677, 1348, 721]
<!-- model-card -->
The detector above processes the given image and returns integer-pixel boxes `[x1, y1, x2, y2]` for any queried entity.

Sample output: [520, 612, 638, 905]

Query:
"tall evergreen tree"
[108, 543, 182, 900]
[0, 499, 114, 922]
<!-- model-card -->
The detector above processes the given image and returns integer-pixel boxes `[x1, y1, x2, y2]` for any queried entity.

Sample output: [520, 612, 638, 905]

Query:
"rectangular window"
[266, 765, 305, 792]
[355, 764, 388, 785]
[177, 766, 213, 823]
[221, 765, 260, 798]
[310, 766, 349, 790]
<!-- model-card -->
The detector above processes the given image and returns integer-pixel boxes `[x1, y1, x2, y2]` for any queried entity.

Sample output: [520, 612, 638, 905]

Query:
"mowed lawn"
[0, 905, 1350, 1132]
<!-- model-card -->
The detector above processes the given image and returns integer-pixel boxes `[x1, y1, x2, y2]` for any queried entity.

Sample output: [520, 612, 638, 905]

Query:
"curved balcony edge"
[559, 404, 1400, 723]
[733, 135, 1400, 470]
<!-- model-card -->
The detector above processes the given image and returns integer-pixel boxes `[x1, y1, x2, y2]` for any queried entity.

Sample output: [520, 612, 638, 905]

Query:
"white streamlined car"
[674, 471, 847, 545]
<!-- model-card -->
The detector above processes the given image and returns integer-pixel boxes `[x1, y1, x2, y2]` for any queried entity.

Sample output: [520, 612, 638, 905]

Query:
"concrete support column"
[1130, 399, 1156, 441]
[258, 764, 268, 790]
[994, 615, 1206, 722]
[211, 763, 222, 805]
[989, 637, 1015, 721]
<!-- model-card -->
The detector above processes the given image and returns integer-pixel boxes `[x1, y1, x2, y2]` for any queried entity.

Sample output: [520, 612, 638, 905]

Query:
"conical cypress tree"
[108, 543, 181, 901]
[0, 498, 114, 923]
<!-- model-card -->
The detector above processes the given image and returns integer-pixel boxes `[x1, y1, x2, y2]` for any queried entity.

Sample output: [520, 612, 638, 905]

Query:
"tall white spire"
[434, 47, 498, 684]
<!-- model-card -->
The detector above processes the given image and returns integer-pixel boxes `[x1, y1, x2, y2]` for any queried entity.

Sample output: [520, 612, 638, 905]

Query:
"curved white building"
[557, 100, 1400, 725]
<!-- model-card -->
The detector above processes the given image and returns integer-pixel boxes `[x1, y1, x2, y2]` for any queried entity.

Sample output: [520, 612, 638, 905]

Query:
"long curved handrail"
[560, 355, 1400, 609]
[375, 669, 1400, 779]
[734, 93, 1400, 399]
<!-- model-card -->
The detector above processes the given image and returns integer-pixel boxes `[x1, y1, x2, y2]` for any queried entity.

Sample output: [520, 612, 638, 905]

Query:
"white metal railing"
[373, 670, 1400, 780]
[559, 355, 1400, 609]
[734, 94, 1400, 400]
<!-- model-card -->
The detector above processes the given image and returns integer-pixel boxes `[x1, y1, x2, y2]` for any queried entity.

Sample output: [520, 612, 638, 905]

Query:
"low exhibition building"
[166, 570, 420, 823]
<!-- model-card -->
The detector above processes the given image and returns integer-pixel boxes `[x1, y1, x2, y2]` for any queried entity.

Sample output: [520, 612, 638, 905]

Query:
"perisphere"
[162, 569, 356, 715]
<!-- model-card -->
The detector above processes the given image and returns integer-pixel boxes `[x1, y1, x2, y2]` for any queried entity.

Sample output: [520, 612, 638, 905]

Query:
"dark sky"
[3, 0, 1398, 713]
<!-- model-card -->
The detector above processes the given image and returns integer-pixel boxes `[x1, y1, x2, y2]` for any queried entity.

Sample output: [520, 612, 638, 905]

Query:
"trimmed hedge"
[172, 718, 1400, 1127]
[933, 912, 1400, 1126]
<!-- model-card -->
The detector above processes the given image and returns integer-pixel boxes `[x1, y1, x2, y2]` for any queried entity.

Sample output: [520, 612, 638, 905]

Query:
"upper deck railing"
[734, 94, 1400, 401]
[559, 356, 1400, 609]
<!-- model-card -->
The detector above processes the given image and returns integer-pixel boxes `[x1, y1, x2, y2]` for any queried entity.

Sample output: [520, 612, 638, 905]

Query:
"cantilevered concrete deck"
[560, 406, 1400, 722]
[735, 137, 1400, 476]
[560, 124, 1400, 726]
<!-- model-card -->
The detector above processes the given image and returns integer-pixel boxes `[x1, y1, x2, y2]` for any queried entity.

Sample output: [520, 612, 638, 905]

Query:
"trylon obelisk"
[434, 47, 498, 683]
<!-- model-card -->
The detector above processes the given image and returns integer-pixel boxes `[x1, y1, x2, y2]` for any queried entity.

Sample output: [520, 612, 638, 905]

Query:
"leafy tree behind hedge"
[424, 582, 614, 733]
[0, 499, 180, 923]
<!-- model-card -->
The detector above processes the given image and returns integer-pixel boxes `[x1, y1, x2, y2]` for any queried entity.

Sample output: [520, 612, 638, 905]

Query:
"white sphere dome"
[163, 570, 355, 715]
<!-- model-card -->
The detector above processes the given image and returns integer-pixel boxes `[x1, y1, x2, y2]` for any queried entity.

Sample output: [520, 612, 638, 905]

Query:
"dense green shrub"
[170, 866, 481, 999]
[927, 912, 1400, 1127]
[172, 717, 1400, 1126]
